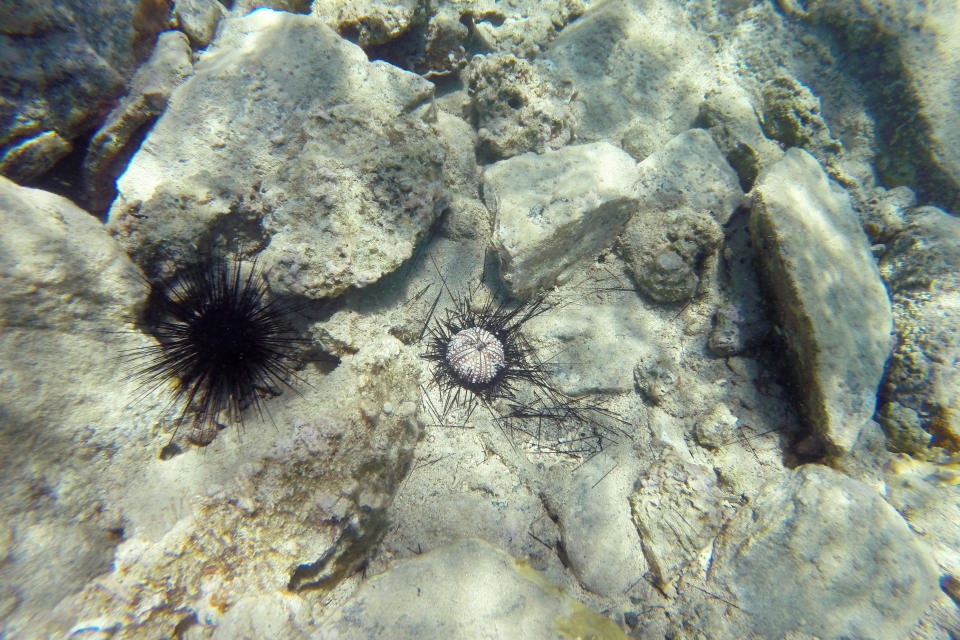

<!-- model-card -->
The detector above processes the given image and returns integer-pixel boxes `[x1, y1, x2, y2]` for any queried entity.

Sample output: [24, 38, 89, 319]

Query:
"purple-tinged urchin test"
[124, 248, 305, 450]
[420, 282, 627, 460]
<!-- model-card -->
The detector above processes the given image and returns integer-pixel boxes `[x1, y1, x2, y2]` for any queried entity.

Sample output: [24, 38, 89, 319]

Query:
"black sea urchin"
[128, 250, 302, 445]
[421, 281, 626, 459]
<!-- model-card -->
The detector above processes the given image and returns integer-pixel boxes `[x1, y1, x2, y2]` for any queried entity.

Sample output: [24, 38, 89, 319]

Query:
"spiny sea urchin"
[421, 280, 626, 459]
[127, 249, 302, 446]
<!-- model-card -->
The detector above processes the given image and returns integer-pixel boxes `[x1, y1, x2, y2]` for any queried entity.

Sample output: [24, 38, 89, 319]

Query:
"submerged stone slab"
[710, 465, 938, 640]
[750, 148, 892, 453]
[486, 141, 638, 297]
[632, 128, 743, 225]
[319, 538, 627, 640]
[108, 9, 446, 299]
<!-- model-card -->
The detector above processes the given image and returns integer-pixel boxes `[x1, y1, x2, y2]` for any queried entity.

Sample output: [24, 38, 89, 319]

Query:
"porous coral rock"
[618, 206, 723, 304]
[464, 53, 576, 160]
[877, 205, 960, 459]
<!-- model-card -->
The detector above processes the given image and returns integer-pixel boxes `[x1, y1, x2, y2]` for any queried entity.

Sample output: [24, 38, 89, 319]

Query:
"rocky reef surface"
[1, 1, 959, 638]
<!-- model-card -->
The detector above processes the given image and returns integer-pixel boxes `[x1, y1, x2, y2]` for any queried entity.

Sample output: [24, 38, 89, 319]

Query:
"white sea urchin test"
[445, 327, 505, 385]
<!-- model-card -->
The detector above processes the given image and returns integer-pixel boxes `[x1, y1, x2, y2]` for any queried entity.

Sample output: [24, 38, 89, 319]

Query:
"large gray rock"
[486, 141, 638, 297]
[710, 465, 939, 640]
[877, 206, 960, 458]
[547, 0, 720, 158]
[0, 177, 147, 637]
[750, 148, 892, 454]
[108, 9, 447, 299]
[319, 539, 627, 639]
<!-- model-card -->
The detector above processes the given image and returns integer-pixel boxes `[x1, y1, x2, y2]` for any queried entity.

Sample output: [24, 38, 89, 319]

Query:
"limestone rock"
[313, 0, 421, 46]
[83, 30, 193, 213]
[710, 465, 939, 640]
[750, 148, 892, 454]
[547, 0, 720, 156]
[693, 85, 784, 192]
[107, 9, 446, 299]
[0, 177, 147, 637]
[760, 76, 842, 160]
[778, 0, 960, 211]
[618, 206, 723, 303]
[0, 0, 168, 179]
[464, 53, 576, 160]
[460, 0, 587, 61]
[877, 206, 960, 458]
[319, 539, 627, 640]
[543, 450, 647, 597]
[0, 130, 72, 183]
[693, 403, 739, 450]
[629, 450, 729, 585]
[861, 184, 917, 243]
[174, 0, 228, 48]
[883, 456, 960, 579]
[486, 142, 638, 297]
[632, 128, 744, 225]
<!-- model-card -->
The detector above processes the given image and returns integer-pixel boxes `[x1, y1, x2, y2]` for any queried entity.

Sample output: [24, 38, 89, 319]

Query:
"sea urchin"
[421, 278, 629, 459]
[128, 250, 302, 445]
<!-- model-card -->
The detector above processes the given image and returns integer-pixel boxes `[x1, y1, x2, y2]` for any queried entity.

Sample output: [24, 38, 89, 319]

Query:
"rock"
[464, 53, 576, 160]
[175, 0, 228, 48]
[633, 357, 680, 406]
[0, 0, 168, 180]
[618, 206, 723, 303]
[313, 0, 421, 46]
[709, 465, 939, 640]
[48, 326, 421, 638]
[486, 141, 638, 297]
[693, 85, 784, 192]
[0, 177, 147, 637]
[543, 449, 647, 597]
[877, 206, 960, 459]
[750, 148, 892, 454]
[83, 30, 193, 213]
[632, 129, 744, 225]
[318, 538, 627, 639]
[107, 9, 447, 299]
[209, 594, 310, 640]
[759, 76, 842, 160]
[461, 0, 587, 61]
[629, 450, 729, 585]
[861, 184, 917, 243]
[693, 403, 739, 450]
[0, 130, 72, 182]
[547, 0, 720, 154]
[707, 301, 746, 356]
[778, 0, 960, 212]
[883, 456, 960, 579]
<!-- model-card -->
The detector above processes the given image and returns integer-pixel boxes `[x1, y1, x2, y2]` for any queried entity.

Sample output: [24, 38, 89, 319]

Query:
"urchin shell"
[445, 327, 505, 385]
